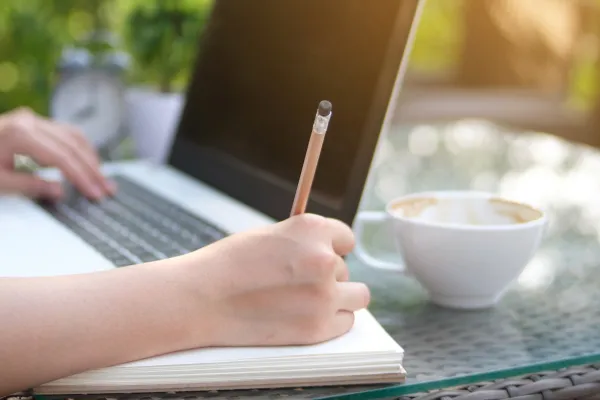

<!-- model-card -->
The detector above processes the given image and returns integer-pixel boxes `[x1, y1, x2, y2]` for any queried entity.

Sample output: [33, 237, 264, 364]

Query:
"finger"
[325, 218, 355, 256]
[334, 256, 349, 282]
[40, 120, 113, 197]
[0, 170, 63, 199]
[12, 124, 102, 200]
[337, 281, 370, 311]
[328, 310, 356, 339]
[0, 153, 14, 169]
[52, 121, 116, 194]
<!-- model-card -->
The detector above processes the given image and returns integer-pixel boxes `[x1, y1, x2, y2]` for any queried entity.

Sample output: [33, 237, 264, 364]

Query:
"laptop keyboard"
[38, 175, 227, 267]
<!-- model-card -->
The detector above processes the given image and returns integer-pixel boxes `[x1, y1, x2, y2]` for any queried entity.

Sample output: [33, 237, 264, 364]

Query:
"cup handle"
[353, 210, 405, 272]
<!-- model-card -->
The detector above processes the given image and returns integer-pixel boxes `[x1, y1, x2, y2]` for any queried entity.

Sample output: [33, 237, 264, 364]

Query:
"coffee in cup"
[353, 191, 547, 309]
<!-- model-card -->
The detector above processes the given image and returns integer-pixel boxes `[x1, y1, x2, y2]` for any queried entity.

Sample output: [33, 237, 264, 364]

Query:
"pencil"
[290, 100, 332, 217]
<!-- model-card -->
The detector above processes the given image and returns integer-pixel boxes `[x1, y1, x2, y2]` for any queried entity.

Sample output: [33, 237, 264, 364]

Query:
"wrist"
[138, 255, 220, 350]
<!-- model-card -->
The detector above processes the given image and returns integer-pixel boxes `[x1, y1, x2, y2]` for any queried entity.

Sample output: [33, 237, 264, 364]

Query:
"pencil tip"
[317, 100, 332, 117]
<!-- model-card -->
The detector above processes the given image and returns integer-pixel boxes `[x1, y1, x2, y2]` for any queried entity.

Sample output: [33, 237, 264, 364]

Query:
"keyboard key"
[38, 175, 228, 267]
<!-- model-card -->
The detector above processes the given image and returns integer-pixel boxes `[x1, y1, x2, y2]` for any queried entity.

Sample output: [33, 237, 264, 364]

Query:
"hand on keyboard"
[0, 107, 114, 200]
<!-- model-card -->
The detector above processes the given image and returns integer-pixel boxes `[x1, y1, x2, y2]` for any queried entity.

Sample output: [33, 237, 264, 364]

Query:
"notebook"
[34, 309, 404, 394]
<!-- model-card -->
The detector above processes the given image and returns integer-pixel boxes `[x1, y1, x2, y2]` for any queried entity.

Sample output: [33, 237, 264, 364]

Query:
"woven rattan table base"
[5, 364, 600, 400]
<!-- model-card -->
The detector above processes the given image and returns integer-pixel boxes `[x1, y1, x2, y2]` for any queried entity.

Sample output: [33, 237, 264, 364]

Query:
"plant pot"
[125, 87, 184, 164]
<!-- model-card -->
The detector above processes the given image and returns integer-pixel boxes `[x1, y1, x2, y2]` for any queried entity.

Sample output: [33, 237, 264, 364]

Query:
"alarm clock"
[50, 38, 129, 158]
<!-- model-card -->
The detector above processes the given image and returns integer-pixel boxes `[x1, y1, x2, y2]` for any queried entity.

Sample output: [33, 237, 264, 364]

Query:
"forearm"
[0, 259, 203, 396]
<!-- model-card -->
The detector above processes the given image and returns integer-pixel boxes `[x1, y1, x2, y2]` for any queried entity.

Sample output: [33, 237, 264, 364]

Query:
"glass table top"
[329, 119, 600, 399]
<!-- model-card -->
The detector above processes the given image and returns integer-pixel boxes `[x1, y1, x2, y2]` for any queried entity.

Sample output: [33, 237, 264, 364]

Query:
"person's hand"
[168, 213, 370, 348]
[0, 107, 114, 200]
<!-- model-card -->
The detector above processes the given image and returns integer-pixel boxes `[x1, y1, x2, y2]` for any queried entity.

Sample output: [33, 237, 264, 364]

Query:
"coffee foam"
[390, 196, 542, 226]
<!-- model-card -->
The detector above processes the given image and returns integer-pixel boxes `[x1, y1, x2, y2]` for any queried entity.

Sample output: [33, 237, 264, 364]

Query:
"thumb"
[328, 310, 355, 340]
[0, 170, 63, 199]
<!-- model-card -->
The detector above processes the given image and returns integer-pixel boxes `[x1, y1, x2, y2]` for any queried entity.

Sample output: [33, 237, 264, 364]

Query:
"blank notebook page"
[119, 309, 402, 368]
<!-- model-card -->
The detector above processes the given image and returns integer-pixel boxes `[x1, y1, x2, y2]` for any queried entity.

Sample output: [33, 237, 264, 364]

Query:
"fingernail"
[91, 186, 104, 199]
[46, 184, 63, 199]
[105, 180, 117, 194]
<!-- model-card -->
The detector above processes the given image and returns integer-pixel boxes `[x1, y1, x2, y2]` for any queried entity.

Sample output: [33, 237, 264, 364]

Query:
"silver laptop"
[0, 0, 423, 278]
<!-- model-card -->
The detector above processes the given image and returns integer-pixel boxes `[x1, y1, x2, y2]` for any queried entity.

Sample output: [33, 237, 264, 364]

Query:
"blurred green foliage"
[410, 0, 464, 73]
[0, 0, 596, 116]
[0, 0, 89, 114]
[0, 0, 212, 115]
[122, 0, 212, 93]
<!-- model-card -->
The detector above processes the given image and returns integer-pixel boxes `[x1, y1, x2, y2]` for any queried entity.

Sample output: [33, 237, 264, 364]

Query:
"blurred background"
[1, 0, 600, 160]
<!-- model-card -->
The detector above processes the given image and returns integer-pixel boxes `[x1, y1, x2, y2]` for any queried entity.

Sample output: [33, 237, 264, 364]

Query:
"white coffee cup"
[353, 191, 547, 309]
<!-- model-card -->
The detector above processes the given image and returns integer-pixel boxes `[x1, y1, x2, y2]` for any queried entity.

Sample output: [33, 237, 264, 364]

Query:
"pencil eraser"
[318, 100, 332, 117]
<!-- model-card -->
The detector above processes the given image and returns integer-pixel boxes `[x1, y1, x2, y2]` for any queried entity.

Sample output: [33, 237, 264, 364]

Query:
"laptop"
[0, 0, 423, 278]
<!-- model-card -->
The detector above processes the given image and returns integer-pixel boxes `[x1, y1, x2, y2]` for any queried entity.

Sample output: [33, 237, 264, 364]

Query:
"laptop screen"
[170, 0, 422, 223]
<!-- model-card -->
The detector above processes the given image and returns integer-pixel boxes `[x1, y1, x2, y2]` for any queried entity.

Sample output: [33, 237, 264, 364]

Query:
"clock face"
[51, 70, 125, 148]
